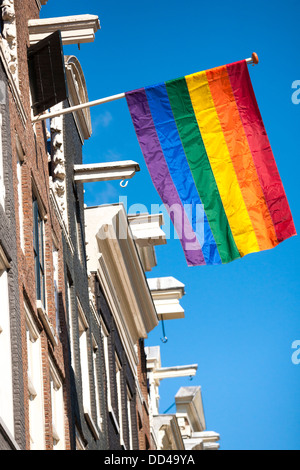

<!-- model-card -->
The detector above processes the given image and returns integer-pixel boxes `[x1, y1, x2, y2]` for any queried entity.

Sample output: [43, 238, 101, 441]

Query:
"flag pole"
[32, 53, 259, 123]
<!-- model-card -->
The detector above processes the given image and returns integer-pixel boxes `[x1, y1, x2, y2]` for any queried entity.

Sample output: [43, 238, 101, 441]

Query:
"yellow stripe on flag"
[185, 70, 260, 256]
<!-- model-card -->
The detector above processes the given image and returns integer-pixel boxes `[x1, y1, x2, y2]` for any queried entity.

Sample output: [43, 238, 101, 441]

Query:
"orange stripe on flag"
[206, 66, 278, 251]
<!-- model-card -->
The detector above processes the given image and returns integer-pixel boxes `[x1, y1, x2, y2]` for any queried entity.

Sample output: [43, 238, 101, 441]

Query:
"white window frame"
[127, 386, 133, 450]
[77, 298, 91, 416]
[16, 136, 25, 251]
[33, 194, 46, 309]
[100, 317, 111, 410]
[66, 277, 75, 370]
[52, 241, 60, 335]
[92, 335, 102, 431]
[49, 357, 65, 450]
[0, 249, 13, 437]
[116, 353, 124, 446]
[25, 301, 45, 450]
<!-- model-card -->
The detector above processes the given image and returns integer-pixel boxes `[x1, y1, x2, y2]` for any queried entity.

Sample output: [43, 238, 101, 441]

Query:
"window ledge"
[0, 417, 21, 450]
[84, 407, 100, 441]
[108, 406, 120, 434]
[36, 300, 57, 347]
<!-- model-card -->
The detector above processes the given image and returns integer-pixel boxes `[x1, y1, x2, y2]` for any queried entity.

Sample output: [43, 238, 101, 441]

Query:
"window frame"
[33, 196, 46, 308]
[0, 249, 13, 437]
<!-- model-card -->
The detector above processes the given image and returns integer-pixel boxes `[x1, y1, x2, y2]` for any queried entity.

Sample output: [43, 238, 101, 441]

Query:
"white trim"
[74, 161, 140, 184]
[28, 15, 100, 46]
[0, 417, 20, 450]
[36, 300, 57, 347]
[84, 408, 100, 441]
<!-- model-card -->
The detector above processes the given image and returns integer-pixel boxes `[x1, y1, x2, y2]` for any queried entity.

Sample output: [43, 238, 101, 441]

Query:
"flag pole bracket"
[32, 53, 259, 123]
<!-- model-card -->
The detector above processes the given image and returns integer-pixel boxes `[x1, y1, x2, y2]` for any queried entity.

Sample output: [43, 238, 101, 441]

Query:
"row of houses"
[0, 0, 220, 450]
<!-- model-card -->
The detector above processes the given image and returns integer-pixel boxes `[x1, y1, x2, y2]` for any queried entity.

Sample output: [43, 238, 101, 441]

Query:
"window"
[101, 318, 111, 410]
[16, 137, 25, 251]
[49, 358, 65, 450]
[52, 243, 60, 335]
[78, 298, 91, 416]
[0, 250, 13, 437]
[25, 301, 45, 450]
[92, 336, 102, 431]
[17, 155, 24, 250]
[116, 354, 123, 445]
[66, 276, 75, 370]
[0, 114, 5, 208]
[74, 196, 86, 265]
[33, 197, 46, 307]
[127, 386, 133, 450]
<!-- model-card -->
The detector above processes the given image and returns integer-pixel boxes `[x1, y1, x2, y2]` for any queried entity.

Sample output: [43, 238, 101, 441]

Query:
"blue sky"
[41, 0, 300, 450]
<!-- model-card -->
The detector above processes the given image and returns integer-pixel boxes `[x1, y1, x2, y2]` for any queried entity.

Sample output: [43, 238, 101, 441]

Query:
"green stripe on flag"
[165, 77, 240, 264]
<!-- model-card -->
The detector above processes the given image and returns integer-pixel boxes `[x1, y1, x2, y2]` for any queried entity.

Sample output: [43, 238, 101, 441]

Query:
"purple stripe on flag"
[126, 88, 205, 266]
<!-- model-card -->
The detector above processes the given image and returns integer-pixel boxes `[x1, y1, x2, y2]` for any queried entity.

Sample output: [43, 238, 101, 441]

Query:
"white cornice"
[96, 256, 139, 375]
[84, 204, 159, 371]
[128, 213, 166, 272]
[28, 14, 100, 46]
[147, 277, 185, 320]
[74, 161, 140, 183]
[153, 415, 185, 450]
[153, 364, 198, 381]
[128, 213, 166, 248]
[175, 386, 206, 433]
[95, 207, 159, 338]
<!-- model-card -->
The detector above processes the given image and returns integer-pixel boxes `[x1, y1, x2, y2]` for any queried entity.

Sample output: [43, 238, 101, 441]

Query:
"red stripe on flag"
[227, 60, 296, 243]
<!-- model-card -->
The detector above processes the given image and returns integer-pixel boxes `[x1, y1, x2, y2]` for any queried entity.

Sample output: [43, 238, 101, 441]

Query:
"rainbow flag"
[126, 60, 296, 266]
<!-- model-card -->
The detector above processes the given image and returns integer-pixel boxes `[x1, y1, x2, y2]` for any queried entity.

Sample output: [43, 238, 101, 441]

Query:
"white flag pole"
[32, 53, 259, 123]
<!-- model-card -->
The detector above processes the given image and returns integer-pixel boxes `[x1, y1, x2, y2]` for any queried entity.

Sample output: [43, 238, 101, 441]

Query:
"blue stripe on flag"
[145, 83, 221, 265]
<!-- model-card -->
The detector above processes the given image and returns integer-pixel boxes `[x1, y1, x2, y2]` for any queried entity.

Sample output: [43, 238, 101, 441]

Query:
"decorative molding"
[0, 38, 27, 128]
[50, 103, 68, 227]
[0, 0, 18, 86]
[65, 55, 92, 143]
[49, 186, 74, 255]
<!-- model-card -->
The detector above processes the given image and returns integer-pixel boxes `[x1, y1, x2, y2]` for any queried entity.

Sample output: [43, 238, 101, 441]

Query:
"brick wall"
[92, 273, 139, 450]
[4, 0, 71, 450]
[136, 339, 154, 450]
[61, 110, 108, 450]
[0, 61, 25, 450]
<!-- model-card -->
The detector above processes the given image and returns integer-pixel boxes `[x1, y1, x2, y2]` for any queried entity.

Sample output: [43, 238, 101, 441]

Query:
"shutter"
[28, 30, 68, 116]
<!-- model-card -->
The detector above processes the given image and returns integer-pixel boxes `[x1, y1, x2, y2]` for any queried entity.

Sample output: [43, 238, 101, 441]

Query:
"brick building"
[0, 0, 220, 451]
[0, 0, 106, 450]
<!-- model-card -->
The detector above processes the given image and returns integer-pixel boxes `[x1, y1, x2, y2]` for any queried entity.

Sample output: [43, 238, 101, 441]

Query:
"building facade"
[0, 0, 220, 451]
